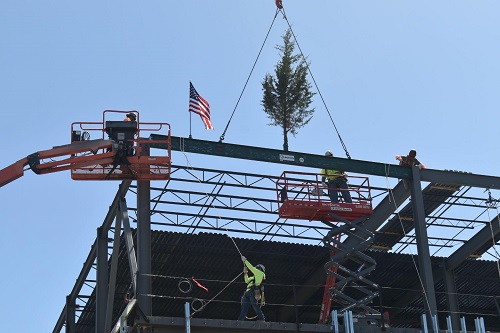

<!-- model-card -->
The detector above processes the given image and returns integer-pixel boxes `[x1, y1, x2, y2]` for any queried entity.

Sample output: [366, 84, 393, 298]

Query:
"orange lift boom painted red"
[0, 110, 172, 187]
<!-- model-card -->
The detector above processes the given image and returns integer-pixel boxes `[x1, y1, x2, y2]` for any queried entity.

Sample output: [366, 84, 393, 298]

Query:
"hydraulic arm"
[0, 110, 172, 187]
[0, 139, 114, 187]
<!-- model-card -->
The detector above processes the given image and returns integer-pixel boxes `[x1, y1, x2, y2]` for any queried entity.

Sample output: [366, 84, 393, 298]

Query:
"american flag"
[189, 82, 214, 130]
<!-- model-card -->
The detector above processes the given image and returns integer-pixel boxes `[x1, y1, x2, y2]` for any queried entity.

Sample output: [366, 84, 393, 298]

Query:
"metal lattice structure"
[45, 136, 500, 333]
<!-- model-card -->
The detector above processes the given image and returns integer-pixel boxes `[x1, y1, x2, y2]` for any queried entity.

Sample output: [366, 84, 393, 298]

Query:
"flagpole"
[189, 81, 192, 139]
[189, 111, 192, 139]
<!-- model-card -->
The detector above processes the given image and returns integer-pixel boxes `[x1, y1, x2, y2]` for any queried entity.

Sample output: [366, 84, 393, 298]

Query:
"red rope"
[192, 276, 209, 292]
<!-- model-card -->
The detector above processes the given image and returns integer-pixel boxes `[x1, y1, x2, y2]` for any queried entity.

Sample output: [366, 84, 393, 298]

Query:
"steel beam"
[150, 136, 500, 189]
[137, 145, 152, 315]
[120, 199, 138, 293]
[446, 213, 500, 271]
[65, 295, 75, 333]
[344, 180, 410, 248]
[53, 181, 131, 333]
[442, 259, 460, 330]
[105, 213, 122, 332]
[410, 166, 438, 321]
[143, 316, 333, 333]
[96, 227, 108, 333]
[110, 299, 137, 333]
[421, 169, 500, 189]
[151, 135, 412, 179]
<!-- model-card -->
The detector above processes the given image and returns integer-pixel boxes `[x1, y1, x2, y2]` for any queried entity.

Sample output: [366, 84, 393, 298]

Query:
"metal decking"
[72, 231, 500, 332]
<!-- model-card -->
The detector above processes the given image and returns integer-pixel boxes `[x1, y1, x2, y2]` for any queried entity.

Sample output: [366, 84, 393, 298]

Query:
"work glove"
[243, 267, 248, 274]
[241, 256, 246, 263]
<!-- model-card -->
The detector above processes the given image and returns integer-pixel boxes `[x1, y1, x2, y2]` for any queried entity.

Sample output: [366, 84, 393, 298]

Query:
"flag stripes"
[189, 82, 213, 130]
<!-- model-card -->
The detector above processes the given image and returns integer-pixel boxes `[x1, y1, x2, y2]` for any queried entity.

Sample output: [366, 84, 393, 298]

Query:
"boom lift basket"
[70, 110, 171, 181]
[276, 171, 373, 222]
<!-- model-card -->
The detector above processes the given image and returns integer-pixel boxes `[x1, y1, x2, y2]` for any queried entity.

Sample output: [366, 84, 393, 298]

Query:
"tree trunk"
[283, 131, 288, 151]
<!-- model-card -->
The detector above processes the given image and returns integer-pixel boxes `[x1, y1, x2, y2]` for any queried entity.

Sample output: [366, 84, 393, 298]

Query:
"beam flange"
[150, 135, 500, 189]
[151, 135, 412, 179]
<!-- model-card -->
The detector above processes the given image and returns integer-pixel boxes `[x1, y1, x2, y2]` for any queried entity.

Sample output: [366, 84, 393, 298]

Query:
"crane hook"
[275, 0, 283, 9]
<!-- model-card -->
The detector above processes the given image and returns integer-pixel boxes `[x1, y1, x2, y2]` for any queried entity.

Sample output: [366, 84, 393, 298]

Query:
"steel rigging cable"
[219, 8, 280, 143]
[219, 2, 352, 159]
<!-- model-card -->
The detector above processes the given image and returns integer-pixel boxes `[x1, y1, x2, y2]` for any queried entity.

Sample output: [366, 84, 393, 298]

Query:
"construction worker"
[396, 149, 425, 169]
[124, 112, 137, 122]
[238, 256, 266, 322]
[321, 150, 352, 203]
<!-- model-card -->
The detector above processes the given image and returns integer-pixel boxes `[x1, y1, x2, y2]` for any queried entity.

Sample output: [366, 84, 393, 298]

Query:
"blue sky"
[1, 1, 500, 331]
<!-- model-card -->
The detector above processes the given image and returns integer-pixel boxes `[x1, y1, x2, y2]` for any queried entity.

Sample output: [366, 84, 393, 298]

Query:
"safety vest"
[244, 262, 265, 291]
[321, 169, 344, 181]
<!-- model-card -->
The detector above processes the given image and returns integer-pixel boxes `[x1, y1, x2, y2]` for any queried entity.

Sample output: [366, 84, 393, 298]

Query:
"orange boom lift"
[0, 110, 171, 187]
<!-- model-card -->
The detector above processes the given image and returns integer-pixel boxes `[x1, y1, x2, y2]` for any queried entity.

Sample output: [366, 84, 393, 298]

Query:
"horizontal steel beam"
[421, 169, 500, 190]
[150, 135, 412, 179]
[143, 316, 334, 333]
[150, 136, 500, 189]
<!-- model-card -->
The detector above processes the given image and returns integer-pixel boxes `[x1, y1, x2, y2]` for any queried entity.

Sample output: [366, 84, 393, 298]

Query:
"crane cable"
[219, 8, 280, 143]
[220, 2, 351, 159]
[278, 6, 351, 159]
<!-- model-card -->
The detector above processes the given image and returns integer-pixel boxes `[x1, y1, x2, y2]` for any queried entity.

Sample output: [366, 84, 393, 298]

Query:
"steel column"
[96, 227, 108, 333]
[411, 166, 438, 322]
[442, 259, 460, 331]
[65, 295, 75, 333]
[137, 144, 152, 315]
[53, 181, 131, 333]
[105, 213, 122, 332]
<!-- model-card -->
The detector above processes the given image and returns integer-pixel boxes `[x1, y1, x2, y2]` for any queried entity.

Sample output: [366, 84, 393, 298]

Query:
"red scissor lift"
[277, 171, 373, 222]
[276, 171, 374, 323]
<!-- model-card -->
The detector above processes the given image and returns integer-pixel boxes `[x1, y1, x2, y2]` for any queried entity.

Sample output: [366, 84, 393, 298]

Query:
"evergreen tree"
[262, 28, 315, 151]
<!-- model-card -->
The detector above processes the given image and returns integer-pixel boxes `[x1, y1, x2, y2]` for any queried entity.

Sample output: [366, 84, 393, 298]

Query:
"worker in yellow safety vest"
[238, 256, 266, 322]
[321, 150, 352, 203]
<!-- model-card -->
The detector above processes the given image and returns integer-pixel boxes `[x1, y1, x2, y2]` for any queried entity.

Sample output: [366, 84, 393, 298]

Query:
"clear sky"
[1, 1, 499, 331]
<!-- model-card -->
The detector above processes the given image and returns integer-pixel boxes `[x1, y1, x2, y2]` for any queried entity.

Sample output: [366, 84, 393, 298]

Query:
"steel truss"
[126, 164, 389, 243]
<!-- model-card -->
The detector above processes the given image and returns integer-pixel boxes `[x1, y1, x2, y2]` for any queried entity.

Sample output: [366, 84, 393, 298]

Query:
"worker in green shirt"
[237, 256, 266, 322]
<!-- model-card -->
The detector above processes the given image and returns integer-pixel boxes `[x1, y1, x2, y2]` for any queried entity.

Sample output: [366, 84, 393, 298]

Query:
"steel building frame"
[53, 136, 500, 333]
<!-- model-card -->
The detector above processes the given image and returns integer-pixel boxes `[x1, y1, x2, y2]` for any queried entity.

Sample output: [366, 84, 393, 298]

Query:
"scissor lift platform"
[276, 171, 373, 223]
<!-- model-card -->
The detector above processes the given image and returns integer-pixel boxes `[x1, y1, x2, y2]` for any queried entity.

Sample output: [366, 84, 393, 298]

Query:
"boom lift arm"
[0, 139, 115, 187]
[0, 110, 172, 187]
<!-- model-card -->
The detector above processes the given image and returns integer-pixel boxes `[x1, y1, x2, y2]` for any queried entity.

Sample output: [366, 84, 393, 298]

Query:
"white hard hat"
[255, 264, 266, 273]
[325, 150, 333, 157]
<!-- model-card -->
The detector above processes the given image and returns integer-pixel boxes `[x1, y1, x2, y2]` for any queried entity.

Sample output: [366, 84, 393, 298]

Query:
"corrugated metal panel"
[76, 231, 500, 332]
